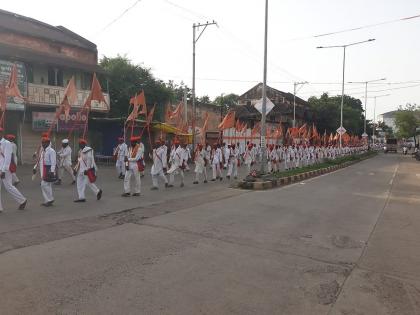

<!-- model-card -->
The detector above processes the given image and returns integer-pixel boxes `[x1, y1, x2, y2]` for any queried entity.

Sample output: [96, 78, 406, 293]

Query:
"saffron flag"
[298, 123, 307, 136]
[89, 73, 107, 105]
[6, 64, 24, 99]
[0, 84, 6, 112]
[218, 111, 235, 130]
[169, 102, 182, 120]
[146, 105, 155, 125]
[130, 91, 147, 115]
[64, 76, 77, 106]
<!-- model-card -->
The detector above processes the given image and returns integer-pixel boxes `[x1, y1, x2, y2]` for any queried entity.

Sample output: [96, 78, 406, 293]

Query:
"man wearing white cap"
[0, 128, 27, 212]
[56, 139, 75, 185]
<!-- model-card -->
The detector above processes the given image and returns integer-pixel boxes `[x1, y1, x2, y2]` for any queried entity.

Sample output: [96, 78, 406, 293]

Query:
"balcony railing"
[27, 83, 110, 112]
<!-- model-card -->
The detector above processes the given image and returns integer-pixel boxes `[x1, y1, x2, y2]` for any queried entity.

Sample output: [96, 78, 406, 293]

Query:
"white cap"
[62, 139, 69, 144]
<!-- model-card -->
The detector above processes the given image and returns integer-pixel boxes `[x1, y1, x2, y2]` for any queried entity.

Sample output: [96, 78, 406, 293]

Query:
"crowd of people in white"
[0, 125, 368, 212]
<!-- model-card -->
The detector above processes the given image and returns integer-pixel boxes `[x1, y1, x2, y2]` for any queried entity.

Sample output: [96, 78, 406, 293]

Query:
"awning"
[153, 122, 193, 143]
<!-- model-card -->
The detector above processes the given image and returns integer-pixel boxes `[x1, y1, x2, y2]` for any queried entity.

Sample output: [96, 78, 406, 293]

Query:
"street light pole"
[370, 94, 390, 144]
[192, 20, 217, 151]
[260, 0, 268, 174]
[348, 78, 386, 136]
[317, 39, 376, 148]
[293, 81, 308, 128]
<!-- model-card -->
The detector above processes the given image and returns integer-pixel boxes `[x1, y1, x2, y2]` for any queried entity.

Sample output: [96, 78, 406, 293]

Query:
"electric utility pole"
[192, 20, 217, 151]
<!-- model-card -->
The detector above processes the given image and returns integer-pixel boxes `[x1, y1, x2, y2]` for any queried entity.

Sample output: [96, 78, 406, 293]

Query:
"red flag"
[6, 64, 24, 99]
[298, 123, 307, 136]
[218, 111, 235, 130]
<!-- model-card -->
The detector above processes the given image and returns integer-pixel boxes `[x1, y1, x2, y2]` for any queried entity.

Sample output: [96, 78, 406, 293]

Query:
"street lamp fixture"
[317, 39, 376, 147]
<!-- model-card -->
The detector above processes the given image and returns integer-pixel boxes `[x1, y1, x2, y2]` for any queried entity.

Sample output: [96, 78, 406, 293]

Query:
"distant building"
[378, 110, 398, 133]
[0, 9, 109, 163]
[235, 83, 313, 129]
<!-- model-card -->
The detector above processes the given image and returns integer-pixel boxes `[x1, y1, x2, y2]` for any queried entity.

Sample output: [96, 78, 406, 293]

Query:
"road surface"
[0, 153, 419, 314]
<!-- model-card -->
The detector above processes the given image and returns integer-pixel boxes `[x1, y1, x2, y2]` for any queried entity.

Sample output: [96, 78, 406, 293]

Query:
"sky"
[2, 0, 420, 120]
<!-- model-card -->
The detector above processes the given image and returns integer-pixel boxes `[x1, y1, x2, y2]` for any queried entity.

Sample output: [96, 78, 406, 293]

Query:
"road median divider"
[235, 151, 377, 190]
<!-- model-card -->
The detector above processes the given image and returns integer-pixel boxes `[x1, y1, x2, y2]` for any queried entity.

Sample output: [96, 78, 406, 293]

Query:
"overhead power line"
[96, 0, 144, 35]
[282, 13, 420, 43]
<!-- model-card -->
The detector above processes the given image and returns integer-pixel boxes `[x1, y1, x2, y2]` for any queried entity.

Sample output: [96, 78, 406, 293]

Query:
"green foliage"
[308, 93, 369, 135]
[394, 104, 420, 139]
[377, 121, 394, 136]
[213, 93, 239, 109]
[273, 151, 377, 178]
[100, 55, 175, 121]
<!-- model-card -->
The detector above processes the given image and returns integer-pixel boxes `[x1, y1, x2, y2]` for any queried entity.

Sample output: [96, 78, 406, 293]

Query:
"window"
[48, 67, 55, 86]
[57, 69, 63, 87]
[26, 64, 34, 83]
[81, 72, 92, 90]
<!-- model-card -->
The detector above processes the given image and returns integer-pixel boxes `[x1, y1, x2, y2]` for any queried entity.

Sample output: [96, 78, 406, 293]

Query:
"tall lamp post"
[192, 21, 217, 151]
[371, 94, 390, 144]
[260, 0, 269, 173]
[293, 81, 308, 128]
[317, 39, 376, 148]
[348, 78, 386, 137]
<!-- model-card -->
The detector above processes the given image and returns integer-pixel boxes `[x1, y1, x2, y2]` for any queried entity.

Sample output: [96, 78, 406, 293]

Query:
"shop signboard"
[32, 111, 88, 132]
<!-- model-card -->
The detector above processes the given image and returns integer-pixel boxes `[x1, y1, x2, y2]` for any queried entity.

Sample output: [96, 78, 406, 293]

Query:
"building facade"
[235, 83, 312, 129]
[0, 9, 109, 163]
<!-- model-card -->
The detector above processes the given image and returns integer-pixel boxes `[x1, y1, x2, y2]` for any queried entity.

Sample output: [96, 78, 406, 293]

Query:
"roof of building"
[0, 43, 103, 72]
[239, 83, 308, 106]
[0, 9, 97, 52]
[380, 110, 398, 118]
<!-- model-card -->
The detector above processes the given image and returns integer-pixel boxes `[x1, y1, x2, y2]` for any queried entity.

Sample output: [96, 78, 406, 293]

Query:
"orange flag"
[251, 122, 261, 137]
[169, 102, 182, 120]
[0, 84, 6, 112]
[130, 91, 147, 115]
[218, 111, 235, 130]
[63, 76, 77, 106]
[89, 73, 107, 105]
[298, 123, 307, 136]
[235, 119, 242, 132]
[6, 64, 24, 99]
[126, 93, 140, 123]
[146, 105, 155, 125]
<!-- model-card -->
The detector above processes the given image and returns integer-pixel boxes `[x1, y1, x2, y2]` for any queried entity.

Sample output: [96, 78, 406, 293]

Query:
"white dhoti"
[227, 160, 238, 177]
[59, 163, 75, 181]
[41, 180, 54, 203]
[0, 171, 26, 211]
[116, 160, 126, 176]
[124, 167, 141, 194]
[77, 173, 99, 200]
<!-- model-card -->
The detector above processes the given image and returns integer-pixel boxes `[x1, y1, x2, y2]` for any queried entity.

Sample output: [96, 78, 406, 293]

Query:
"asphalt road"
[0, 153, 419, 314]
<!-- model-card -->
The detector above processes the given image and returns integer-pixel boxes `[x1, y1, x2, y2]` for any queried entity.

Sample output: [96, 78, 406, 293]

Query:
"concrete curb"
[238, 153, 376, 190]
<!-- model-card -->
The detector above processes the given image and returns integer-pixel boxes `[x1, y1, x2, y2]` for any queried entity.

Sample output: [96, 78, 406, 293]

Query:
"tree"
[213, 93, 239, 110]
[308, 93, 367, 135]
[377, 121, 394, 137]
[394, 104, 420, 143]
[100, 55, 174, 121]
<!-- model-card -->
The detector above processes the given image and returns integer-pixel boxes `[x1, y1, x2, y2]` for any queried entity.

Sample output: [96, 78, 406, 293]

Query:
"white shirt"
[78, 146, 97, 174]
[116, 143, 128, 162]
[58, 146, 72, 166]
[151, 146, 166, 175]
[0, 138, 12, 172]
[40, 144, 57, 177]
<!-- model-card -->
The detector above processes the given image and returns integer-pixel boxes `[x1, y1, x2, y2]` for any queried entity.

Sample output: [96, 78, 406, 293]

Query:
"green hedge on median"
[271, 150, 378, 179]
